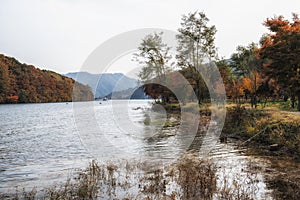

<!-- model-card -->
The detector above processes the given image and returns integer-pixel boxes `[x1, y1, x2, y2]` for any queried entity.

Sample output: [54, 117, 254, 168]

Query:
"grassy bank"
[222, 105, 300, 160]
[222, 104, 300, 199]
[154, 101, 300, 161]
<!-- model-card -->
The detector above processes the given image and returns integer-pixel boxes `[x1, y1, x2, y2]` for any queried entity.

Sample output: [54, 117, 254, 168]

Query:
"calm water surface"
[0, 100, 272, 198]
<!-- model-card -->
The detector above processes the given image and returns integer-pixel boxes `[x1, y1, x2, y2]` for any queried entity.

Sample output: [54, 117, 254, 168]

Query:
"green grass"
[260, 100, 298, 112]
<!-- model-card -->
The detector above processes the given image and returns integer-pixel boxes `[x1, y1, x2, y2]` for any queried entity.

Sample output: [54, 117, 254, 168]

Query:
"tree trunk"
[250, 95, 254, 108]
[250, 94, 257, 108]
[297, 92, 300, 111]
[291, 94, 295, 108]
[254, 94, 257, 108]
[197, 77, 201, 105]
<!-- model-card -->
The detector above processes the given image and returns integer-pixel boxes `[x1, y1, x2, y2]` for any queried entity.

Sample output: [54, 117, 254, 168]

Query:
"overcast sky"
[0, 0, 299, 75]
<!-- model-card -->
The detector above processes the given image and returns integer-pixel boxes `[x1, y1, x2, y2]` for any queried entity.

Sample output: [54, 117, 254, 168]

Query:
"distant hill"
[0, 54, 93, 103]
[106, 86, 149, 99]
[65, 72, 138, 98]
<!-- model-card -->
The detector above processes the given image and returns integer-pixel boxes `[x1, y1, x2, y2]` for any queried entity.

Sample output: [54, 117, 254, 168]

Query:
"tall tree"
[230, 43, 263, 108]
[259, 14, 300, 111]
[216, 59, 243, 103]
[176, 11, 217, 104]
[134, 32, 172, 103]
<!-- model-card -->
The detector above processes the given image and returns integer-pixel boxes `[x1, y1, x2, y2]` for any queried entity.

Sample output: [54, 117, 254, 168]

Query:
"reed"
[1, 154, 266, 200]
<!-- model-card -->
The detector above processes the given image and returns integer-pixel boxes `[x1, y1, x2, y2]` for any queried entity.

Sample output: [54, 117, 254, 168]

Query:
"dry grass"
[0, 153, 266, 200]
[267, 111, 300, 123]
[222, 105, 300, 199]
[223, 105, 300, 157]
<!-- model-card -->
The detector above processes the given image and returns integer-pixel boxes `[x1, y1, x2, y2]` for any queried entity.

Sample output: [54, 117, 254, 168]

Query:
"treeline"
[135, 12, 300, 111]
[0, 54, 94, 103]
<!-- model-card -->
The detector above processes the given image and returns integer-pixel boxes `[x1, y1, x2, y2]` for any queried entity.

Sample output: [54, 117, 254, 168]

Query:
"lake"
[0, 100, 273, 198]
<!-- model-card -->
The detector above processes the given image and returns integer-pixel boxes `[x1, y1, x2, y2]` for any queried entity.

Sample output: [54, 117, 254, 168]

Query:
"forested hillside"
[0, 54, 93, 103]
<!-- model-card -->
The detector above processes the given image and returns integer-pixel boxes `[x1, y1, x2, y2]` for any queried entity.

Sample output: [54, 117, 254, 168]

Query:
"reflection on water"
[209, 140, 273, 199]
[0, 100, 273, 197]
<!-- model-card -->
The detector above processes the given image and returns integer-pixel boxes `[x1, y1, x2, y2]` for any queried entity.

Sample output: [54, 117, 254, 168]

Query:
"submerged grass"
[0, 153, 265, 200]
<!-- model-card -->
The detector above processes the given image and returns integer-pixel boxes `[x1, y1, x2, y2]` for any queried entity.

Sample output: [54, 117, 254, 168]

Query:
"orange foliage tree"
[230, 43, 263, 108]
[259, 13, 300, 110]
[241, 71, 263, 100]
[0, 54, 93, 103]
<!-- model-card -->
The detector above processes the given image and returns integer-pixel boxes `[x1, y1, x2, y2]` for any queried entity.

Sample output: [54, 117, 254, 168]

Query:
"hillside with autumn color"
[0, 54, 94, 103]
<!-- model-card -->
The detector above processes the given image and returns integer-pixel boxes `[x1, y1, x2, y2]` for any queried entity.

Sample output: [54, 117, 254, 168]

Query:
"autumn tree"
[0, 54, 93, 103]
[230, 43, 263, 108]
[241, 71, 263, 104]
[259, 13, 300, 111]
[216, 59, 244, 103]
[134, 32, 173, 103]
[176, 11, 217, 104]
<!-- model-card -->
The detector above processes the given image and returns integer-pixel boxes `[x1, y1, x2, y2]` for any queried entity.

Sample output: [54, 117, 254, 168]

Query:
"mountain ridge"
[65, 71, 138, 98]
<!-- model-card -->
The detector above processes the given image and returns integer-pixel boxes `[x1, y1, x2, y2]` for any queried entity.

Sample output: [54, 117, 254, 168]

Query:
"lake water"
[0, 100, 273, 198]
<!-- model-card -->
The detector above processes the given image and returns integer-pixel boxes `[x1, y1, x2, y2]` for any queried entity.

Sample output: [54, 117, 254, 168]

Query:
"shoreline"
[161, 102, 300, 199]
